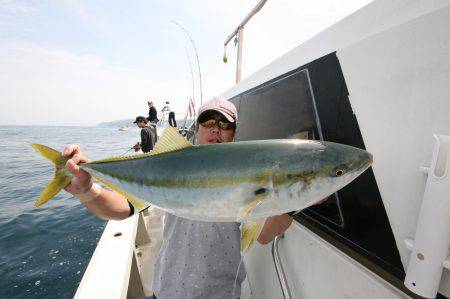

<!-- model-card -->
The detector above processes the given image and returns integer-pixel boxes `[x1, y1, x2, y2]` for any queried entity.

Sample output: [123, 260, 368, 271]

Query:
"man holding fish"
[62, 97, 293, 299]
[32, 96, 372, 298]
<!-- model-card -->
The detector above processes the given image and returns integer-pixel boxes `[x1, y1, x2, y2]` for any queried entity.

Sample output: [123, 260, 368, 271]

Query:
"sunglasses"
[200, 118, 235, 130]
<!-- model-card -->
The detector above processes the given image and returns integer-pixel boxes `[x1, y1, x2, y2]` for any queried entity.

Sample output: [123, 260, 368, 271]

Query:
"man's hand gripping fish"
[31, 126, 373, 252]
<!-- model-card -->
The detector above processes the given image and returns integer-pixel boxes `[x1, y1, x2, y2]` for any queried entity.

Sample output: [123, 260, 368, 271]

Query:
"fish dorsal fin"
[151, 125, 193, 155]
[92, 126, 193, 164]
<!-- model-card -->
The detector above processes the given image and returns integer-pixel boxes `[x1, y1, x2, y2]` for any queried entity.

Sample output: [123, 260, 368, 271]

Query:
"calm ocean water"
[0, 125, 141, 298]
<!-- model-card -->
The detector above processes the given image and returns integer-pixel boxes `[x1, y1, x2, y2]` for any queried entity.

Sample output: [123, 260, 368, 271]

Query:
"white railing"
[75, 215, 142, 298]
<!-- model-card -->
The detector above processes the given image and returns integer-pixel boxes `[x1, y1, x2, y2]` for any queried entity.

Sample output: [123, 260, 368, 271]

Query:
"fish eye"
[332, 165, 347, 177]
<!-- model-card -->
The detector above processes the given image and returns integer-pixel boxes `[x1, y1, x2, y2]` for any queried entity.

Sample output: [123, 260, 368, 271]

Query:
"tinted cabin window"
[235, 70, 316, 140]
[233, 69, 344, 227]
[229, 53, 404, 279]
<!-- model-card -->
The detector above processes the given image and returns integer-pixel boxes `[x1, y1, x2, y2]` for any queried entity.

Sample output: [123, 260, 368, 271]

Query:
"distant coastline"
[0, 119, 194, 127]
[97, 119, 134, 127]
[97, 119, 194, 128]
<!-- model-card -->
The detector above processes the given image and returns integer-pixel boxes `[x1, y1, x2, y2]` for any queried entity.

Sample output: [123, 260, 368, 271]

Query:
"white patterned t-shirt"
[152, 213, 246, 299]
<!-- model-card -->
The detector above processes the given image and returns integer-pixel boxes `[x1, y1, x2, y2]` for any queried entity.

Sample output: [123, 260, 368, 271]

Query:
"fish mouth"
[355, 153, 373, 173]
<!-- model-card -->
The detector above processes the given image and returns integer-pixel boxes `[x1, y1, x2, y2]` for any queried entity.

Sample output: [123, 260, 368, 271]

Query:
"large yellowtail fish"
[31, 126, 372, 252]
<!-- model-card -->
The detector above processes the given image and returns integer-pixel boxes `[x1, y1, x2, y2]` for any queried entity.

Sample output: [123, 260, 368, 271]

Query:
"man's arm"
[141, 129, 148, 146]
[257, 214, 293, 244]
[63, 145, 131, 220]
[141, 129, 152, 152]
[257, 197, 329, 244]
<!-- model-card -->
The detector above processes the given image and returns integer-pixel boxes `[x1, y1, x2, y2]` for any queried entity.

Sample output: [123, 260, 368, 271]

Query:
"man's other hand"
[132, 143, 141, 152]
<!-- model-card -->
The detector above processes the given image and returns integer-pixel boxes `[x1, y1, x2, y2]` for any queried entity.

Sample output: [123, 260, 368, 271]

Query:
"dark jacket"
[148, 106, 158, 123]
[141, 125, 157, 153]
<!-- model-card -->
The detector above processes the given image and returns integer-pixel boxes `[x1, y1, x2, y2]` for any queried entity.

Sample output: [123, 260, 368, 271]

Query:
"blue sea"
[0, 125, 141, 298]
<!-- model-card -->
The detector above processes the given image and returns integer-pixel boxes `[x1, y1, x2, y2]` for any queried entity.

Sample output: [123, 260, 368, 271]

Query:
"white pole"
[224, 0, 268, 46]
[224, 0, 268, 83]
[236, 27, 244, 83]
[404, 134, 450, 298]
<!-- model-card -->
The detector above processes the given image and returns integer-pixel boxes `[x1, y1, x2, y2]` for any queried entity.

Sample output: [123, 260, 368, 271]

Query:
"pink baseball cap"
[197, 97, 238, 123]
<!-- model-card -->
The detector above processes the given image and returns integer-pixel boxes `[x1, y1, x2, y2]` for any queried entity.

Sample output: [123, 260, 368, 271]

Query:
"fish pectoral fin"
[240, 218, 266, 253]
[237, 188, 275, 253]
[90, 174, 150, 213]
[237, 185, 274, 222]
[236, 193, 268, 222]
[150, 125, 193, 156]
[35, 170, 72, 207]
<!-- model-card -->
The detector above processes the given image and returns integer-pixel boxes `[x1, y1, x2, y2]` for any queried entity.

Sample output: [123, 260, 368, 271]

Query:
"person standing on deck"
[147, 101, 159, 124]
[132, 116, 157, 153]
[61, 97, 293, 299]
[162, 101, 177, 127]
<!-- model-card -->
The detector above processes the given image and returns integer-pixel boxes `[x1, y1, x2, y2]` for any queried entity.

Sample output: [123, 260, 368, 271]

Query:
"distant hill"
[97, 118, 194, 128]
[97, 119, 134, 127]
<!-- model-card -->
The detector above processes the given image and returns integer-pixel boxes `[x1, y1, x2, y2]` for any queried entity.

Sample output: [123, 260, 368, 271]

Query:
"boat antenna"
[171, 20, 203, 106]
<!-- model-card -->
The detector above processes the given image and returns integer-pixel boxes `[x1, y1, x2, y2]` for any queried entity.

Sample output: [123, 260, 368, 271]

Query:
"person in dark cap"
[132, 116, 157, 153]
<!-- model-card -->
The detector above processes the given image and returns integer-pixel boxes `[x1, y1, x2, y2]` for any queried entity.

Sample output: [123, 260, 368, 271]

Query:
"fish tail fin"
[30, 143, 64, 165]
[31, 144, 72, 207]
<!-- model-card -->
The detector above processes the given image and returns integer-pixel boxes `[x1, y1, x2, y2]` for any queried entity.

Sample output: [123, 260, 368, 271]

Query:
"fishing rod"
[120, 148, 134, 156]
[171, 20, 203, 106]
[183, 45, 195, 106]
[181, 45, 196, 130]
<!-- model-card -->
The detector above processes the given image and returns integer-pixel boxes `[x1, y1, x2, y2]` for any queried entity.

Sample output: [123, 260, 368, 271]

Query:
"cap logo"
[219, 106, 236, 118]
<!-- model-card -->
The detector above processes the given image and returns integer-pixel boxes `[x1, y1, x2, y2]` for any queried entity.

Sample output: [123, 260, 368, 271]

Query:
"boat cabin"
[75, 1, 450, 298]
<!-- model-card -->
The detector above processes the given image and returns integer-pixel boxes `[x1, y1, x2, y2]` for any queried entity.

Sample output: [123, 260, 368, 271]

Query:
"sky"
[0, 0, 372, 126]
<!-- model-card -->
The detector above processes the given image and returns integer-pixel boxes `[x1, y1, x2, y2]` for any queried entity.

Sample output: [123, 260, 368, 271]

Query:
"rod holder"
[404, 134, 450, 298]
